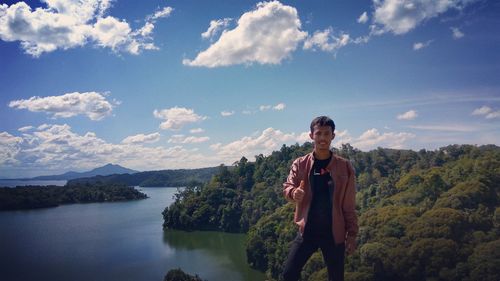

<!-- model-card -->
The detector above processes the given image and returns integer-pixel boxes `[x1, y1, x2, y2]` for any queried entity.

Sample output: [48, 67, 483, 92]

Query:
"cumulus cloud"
[168, 135, 210, 144]
[149, 6, 174, 21]
[0, 124, 214, 176]
[0, 1, 173, 57]
[183, 1, 307, 67]
[0, 132, 23, 165]
[122, 132, 160, 144]
[413, 40, 432, 50]
[451, 27, 464, 39]
[210, 127, 305, 162]
[357, 11, 369, 24]
[153, 107, 207, 130]
[472, 106, 500, 119]
[303, 27, 350, 53]
[371, 0, 478, 35]
[201, 18, 232, 40]
[347, 128, 415, 150]
[221, 110, 235, 117]
[397, 110, 418, 120]
[190, 128, 205, 134]
[9, 91, 118, 120]
[332, 129, 353, 146]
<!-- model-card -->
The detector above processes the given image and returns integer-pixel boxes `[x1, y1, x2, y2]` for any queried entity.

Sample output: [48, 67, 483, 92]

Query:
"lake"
[0, 187, 266, 281]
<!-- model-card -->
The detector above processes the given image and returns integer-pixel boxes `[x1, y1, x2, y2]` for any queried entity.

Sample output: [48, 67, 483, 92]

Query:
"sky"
[0, 0, 499, 178]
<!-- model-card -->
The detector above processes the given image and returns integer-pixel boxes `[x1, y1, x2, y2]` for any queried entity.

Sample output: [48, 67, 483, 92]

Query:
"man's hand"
[292, 180, 305, 202]
[345, 236, 356, 255]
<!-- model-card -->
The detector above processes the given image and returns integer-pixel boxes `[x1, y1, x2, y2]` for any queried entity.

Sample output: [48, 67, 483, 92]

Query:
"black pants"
[282, 232, 345, 281]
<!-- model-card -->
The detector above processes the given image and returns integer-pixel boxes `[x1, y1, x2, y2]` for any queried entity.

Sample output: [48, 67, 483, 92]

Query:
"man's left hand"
[345, 236, 356, 255]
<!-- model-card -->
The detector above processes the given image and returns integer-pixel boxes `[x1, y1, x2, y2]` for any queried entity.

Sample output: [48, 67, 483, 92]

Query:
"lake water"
[0, 187, 265, 281]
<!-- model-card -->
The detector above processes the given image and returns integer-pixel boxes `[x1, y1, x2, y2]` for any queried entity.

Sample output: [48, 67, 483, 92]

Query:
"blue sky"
[0, 0, 499, 177]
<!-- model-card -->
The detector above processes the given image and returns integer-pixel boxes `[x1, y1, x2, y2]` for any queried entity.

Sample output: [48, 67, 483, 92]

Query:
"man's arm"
[283, 159, 300, 202]
[344, 160, 359, 254]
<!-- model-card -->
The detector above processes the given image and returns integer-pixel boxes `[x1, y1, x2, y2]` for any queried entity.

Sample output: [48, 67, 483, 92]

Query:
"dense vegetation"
[0, 182, 147, 210]
[162, 143, 500, 281]
[67, 167, 218, 187]
[164, 268, 205, 281]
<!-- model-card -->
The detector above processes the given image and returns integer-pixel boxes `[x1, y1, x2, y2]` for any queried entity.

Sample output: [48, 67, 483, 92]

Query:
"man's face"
[309, 125, 335, 151]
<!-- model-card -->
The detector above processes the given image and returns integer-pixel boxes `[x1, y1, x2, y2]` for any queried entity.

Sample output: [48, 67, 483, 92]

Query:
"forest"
[0, 181, 147, 210]
[162, 143, 500, 281]
[66, 167, 218, 187]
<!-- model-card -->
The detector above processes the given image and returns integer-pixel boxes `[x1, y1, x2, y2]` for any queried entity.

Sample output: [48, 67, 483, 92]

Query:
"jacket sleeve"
[283, 158, 300, 202]
[343, 160, 359, 239]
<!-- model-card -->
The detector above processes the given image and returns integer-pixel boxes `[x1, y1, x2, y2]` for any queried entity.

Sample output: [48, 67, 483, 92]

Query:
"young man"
[282, 116, 358, 281]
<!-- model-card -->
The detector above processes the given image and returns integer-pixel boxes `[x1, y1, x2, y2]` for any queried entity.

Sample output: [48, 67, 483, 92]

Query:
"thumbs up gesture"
[292, 180, 305, 203]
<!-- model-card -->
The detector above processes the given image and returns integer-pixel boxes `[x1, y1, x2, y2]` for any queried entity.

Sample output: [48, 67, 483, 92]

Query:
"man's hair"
[310, 116, 335, 134]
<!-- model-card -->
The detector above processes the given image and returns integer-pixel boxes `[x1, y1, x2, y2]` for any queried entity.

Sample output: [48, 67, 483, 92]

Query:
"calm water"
[0, 187, 265, 281]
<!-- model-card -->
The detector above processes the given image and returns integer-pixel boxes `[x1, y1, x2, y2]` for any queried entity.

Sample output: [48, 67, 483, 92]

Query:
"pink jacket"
[283, 151, 358, 245]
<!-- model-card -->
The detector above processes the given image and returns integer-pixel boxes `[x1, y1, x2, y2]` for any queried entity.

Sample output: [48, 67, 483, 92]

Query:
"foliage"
[0, 182, 147, 210]
[67, 167, 218, 187]
[162, 143, 500, 281]
[164, 268, 205, 281]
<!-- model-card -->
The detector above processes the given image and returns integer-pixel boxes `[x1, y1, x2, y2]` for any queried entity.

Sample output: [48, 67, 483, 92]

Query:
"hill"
[162, 143, 500, 281]
[67, 167, 219, 187]
[6, 163, 139, 181]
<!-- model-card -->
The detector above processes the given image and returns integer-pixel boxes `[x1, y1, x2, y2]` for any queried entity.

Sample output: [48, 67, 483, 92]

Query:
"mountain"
[66, 166, 220, 187]
[17, 164, 139, 181]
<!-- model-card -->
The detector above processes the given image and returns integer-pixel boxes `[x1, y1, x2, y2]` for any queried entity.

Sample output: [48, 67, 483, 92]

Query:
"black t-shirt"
[305, 153, 334, 239]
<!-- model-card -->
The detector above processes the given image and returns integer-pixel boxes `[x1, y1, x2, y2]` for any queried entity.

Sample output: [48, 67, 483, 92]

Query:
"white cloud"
[296, 131, 311, 143]
[472, 106, 492, 115]
[0, 1, 172, 57]
[260, 103, 286, 111]
[18, 126, 34, 132]
[9, 92, 117, 120]
[183, 1, 307, 67]
[472, 106, 500, 119]
[371, 0, 477, 35]
[190, 128, 205, 134]
[486, 112, 500, 119]
[413, 40, 432, 50]
[351, 128, 415, 150]
[149, 6, 174, 21]
[168, 135, 210, 144]
[0, 131, 23, 165]
[0, 124, 215, 175]
[153, 107, 207, 130]
[303, 27, 350, 53]
[273, 103, 286, 110]
[210, 127, 305, 162]
[122, 132, 160, 144]
[357, 11, 369, 24]
[397, 110, 418, 120]
[221, 110, 235, 117]
[201, 18, 232, 40]
[259, 105, 272, 111]
[332, 129, 353, 146]
[451, 27, 464, 39]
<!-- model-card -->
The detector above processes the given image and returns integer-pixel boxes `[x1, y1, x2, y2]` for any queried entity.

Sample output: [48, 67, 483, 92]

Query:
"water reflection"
[163, 230, 265, 281]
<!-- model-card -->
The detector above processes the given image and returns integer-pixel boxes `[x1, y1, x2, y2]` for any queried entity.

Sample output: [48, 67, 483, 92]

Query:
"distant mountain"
[67, 166, 220, 187]
[16, 164, 139, 181]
